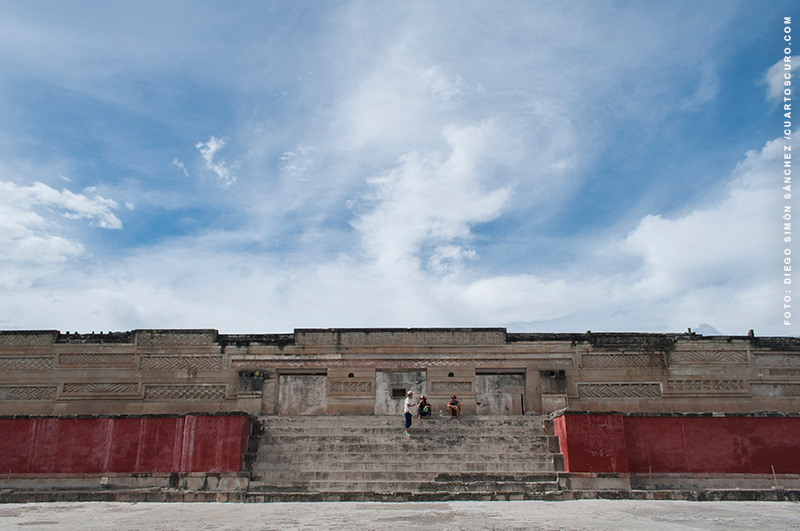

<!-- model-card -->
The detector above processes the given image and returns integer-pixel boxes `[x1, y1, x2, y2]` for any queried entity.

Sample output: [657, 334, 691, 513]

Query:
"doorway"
[475, 372, 525, 415]
[277, 373, 328, 415]
[374, 370, 426, 415]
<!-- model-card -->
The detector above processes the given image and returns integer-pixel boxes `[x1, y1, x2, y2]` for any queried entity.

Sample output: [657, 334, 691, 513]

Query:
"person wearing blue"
[403, 390, 415, 436]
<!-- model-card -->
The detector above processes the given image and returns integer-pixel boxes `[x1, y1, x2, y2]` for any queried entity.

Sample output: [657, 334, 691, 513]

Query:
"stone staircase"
[247, 415, 564, 501]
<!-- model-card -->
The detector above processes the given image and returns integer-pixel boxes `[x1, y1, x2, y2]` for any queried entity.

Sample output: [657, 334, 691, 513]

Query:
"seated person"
[417, 394, 432, 418]
[447, 395, 461, 419]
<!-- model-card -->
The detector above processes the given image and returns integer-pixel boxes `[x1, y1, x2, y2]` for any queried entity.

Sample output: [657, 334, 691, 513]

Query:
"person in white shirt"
[403, 391, 415, 436]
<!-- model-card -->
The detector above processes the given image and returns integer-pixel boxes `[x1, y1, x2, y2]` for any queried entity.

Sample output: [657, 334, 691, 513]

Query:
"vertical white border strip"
[782, 17, 794, 329]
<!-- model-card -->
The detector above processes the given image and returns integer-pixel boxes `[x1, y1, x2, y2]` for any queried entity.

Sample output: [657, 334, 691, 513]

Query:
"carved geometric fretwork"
[139, 356, 224, 370]
[0, 332, 55, 348]
[666, 379, 745, 393]
[329, 381, 373, 394]
[538, 359, 574, 368]
[750, 383, 800, 397]
[754, 354, 800, 368]
[669, 351, 748, 365]
[431, 381, 473, 393]
[144, 384, 226, 400]
[0, 386, 58, 400]
[582, 353, 664, 368]
[58, 354, 136, 367]
[62, 383, 140, 396]
[577, 383, 662, 398]
[232, 359, 572, 370]
[0, 357, 54, 371]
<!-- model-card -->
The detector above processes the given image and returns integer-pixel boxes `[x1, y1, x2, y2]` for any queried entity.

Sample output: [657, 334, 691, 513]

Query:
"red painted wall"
[0, 414, 252, 474]
[555, 414, 800, 474]
[554, 414, 629, 473]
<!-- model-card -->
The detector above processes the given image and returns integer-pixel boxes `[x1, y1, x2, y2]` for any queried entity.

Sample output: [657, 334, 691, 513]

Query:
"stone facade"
[0, 328, 798, 416]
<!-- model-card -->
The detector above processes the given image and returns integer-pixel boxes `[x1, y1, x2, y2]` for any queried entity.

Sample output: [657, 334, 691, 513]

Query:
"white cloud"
[764, 56, 800, 102]
[352, 122, 511, 273]
[172, 158, 189, 177]
[612, 139, 780, 328]
[0, 181, 122, 230]
[195, 136, 237, 187]
[280, 144, 315, 180]
[0, 180, 122, 291]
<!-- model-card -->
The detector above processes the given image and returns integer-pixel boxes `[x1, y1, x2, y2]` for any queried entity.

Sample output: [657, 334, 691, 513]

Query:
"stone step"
[249, 477, 560, 494]
[260, 428, 549, 438]
[256, 441, 553, 454]
[253, 452, 556, 466]
[260, 420, 548, 429]
[253, 463, 555, 480]
[259, 415, 545, 426]
[260, 429, 546, 441]
[258, 421, 548, 435]
[247, 415, 561, 496]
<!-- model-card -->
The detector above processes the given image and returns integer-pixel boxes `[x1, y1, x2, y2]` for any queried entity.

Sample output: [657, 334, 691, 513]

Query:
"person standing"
[403, 390, 415, 436]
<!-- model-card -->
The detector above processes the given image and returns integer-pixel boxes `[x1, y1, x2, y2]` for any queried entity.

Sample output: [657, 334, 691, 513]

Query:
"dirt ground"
[1, 500, 799, 530]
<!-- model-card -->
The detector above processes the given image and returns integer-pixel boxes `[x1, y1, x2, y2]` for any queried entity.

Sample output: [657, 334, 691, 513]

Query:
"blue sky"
[1, 0, 798, 335]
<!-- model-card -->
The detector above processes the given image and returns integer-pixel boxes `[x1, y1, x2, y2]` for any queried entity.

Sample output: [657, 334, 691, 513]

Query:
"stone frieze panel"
[61, 383, 141, 397]
[231, 358, 573, 369]
[0, 386, 58, 400]
[139, 356, 224, 370]
[668, 351, 748, 365]
[143, 384, 227, 401]
[58, 354, 136, 367]
[750, 383, 800, 397]
[0, 356, 54, 371]
[577, 383, 662, 399]
[0, 332, 56, 348]
[665, 379, 747, 395]
[431, 381, 473, 393]
[754, 354, 800, 368]
[582, 353, 664, 368]
[329, 381, 373, 394]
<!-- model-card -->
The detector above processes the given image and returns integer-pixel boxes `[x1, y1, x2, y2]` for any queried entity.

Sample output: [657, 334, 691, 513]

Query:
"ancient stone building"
[2, 328, 800, 502]
[1, 328, 798, 417]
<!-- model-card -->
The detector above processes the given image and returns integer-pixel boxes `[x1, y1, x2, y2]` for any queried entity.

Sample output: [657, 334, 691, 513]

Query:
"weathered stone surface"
[0, 328, 797, 416]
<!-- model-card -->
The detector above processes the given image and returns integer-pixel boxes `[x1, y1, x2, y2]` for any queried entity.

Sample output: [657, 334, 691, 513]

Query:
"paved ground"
[1, 500, 799, 530]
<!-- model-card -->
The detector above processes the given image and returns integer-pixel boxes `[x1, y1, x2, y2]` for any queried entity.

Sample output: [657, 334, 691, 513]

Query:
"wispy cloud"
[171, 158, 189, 177]
[195, 136, 237, 187]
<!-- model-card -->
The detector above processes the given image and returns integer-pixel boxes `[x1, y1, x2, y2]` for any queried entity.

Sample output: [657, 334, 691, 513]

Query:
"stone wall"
[0, 328, 798, 416]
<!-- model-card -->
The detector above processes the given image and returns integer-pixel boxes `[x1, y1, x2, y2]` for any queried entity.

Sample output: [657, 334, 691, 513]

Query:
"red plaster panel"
[557, 414, 800, 474]
[625, 416, 800, 474]
[0, 415, 251, 474]
[556, 414, 629, 473]
[181, 415, 252, 472]
[0, 419, 34, 472]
